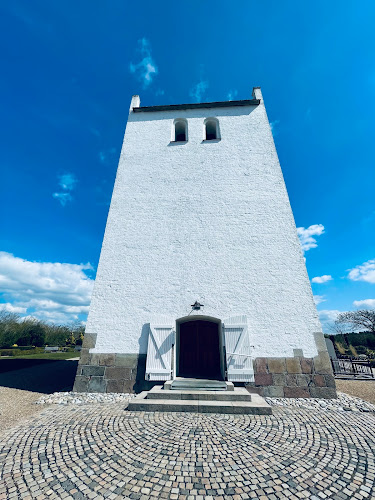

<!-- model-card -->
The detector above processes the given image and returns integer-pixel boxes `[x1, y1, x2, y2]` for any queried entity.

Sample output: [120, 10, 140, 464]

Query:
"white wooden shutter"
[223, 315, 254, 382]
[145, 320, 175, 381]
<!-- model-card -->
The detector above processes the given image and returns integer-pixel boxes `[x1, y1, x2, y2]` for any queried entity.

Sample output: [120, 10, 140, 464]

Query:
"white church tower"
[74, 88, 336, 398]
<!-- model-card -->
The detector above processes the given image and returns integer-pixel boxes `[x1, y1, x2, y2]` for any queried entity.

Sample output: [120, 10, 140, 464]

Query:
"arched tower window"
[204, 118, 220, 141]
[173, 119, 188, 142]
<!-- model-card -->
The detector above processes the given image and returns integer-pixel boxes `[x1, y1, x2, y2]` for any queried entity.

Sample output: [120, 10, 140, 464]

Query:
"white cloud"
[348, 259, 375, 284]
[189, 80, 209, 102]
[0, 302, 27, 314]
[0, 252, 94, 324]
[53, 172, 77, 206]
[270, 120, 280, 136]
[312, 275, 333, 284]
[98, 148, 116, 165]
[313, 295, 326, 305]
[297, 224, 325, 252]
[52, 192, 72, 206]
[353, 299, 375, 309]
[129, 38, 158, 87]
[58, 173, 77, 191]
[318, 309, 341, 332]
[227, 89, 238, 100]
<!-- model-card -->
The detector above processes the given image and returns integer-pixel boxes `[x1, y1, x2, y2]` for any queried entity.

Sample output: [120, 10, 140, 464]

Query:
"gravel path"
[0, 387, 45, 432]
[0, 358, 78, 433]
[335, 378, 375, 404]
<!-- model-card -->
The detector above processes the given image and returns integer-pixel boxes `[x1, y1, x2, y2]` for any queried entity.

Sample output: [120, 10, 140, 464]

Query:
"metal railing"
[331, 358, 374, 378]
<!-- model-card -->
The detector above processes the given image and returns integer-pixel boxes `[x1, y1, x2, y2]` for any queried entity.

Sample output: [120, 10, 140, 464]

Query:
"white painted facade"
[87, 88, 321, 362]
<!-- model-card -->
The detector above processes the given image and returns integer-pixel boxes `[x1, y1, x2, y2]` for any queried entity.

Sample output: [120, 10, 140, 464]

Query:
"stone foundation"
[73, 333, 152, 394]
[246, 333, 337, 399]
[74, 332, 337, 398]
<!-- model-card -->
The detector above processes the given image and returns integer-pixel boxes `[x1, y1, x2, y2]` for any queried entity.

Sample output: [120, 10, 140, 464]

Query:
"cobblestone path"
[0, 404, 374, 499]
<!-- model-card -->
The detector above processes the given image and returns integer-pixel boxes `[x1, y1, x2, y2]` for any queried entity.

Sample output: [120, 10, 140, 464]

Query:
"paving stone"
[0, 398, 374, 499]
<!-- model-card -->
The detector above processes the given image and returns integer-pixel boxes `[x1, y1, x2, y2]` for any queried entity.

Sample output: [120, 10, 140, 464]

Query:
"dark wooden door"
[178, 320, 222, 379]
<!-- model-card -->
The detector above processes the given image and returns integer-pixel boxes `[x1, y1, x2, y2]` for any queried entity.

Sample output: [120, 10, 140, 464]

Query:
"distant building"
[74, 88, 336, 398]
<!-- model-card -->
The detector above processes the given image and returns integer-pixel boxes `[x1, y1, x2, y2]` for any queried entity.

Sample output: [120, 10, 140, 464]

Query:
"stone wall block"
[300, 358, 313, 374]
[105, 366, 132, 380]
[254, 373, 272, 386]
[263, 386, 284, 397]
[90, 354, 101, 366]
[285, 375, 298, 387]
[286, 358, 302, 374]
[82, 333, 97, 349]
[81, 366, 105, 377]
[293, 349, 304, 357]
[324, 375, 336, 388]
[99, 354, 116, 366]
[313, 352, 333, 374]
[309, 387, 337, 399]
[254, 358, 268, 374]
[284, 387, 310, 398]
[88, 376, 107, 393]
[272, 374, 286, 386]
[268, 358, 286, 374]
[244, 386, 263, 395]
[73, 376, 89, 392]
[106, 379, 126, 393]
[78, 348, 91, 365]
[313, 332, 328, 352]
[313, 375, 325, 387]
[115, 354, 139, 368]
[123, 380, 136, 393]
[296, 374, 311, 387]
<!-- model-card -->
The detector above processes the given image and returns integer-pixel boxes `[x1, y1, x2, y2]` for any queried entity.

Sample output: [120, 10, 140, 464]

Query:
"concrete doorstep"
[127, 386, 272, 414]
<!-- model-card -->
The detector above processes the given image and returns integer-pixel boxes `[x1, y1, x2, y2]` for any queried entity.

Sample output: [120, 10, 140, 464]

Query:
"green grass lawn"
[10, 352, 80, 360]
[0, 351, 80, 374]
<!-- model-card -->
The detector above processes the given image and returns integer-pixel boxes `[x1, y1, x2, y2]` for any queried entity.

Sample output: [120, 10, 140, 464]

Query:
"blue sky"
[1, 0, 374, 329]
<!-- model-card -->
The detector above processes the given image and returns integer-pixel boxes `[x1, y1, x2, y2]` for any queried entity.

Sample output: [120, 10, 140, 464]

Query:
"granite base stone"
[73, 352, 152, 393]
[74, 332, 337, 397]
[73, 333, 153, 394]
[247, 351, 337, 399]
[246, 333, 337, 399]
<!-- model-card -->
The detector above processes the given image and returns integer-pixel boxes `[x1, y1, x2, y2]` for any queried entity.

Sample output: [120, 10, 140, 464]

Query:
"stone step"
[128, 392, 271, 414]
[166, 378, 230, 391]
[148, 386, 251, 401]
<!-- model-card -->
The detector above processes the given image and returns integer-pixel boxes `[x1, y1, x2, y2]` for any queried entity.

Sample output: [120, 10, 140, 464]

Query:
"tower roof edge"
[132, 99, 260, 113]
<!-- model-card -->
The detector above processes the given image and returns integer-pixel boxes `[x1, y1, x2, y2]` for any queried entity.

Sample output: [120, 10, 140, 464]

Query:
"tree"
[336, 310, 375, 334]
[17, 319, 46, 346]
[328, 319, 351, 335]
[44, 324, 70, 346]
[0, 311, 20, 348]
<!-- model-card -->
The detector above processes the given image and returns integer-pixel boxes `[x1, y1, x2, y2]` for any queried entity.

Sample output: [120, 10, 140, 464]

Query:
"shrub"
[0, 349, 21, 356]
[17, 320, 45, 347]
[349, 345, 358, 357]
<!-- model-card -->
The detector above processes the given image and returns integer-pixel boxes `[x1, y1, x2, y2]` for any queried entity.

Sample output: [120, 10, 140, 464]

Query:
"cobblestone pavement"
[0, 403, 374, 499]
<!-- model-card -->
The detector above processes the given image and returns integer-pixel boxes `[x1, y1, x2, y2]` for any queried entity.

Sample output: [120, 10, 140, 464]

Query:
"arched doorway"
[176, 316, 224, 380]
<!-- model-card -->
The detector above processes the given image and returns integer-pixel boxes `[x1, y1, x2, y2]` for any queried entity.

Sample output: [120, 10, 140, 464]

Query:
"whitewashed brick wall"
[87, 88, 321, 358]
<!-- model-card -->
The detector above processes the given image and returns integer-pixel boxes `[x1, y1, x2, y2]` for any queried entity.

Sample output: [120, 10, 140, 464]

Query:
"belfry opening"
[176, 317, 223, 380]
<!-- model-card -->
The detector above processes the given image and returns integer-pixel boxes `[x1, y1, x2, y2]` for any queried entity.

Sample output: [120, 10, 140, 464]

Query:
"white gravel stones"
[265, 391, 375, 413]
[36, 391, 135, 405]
